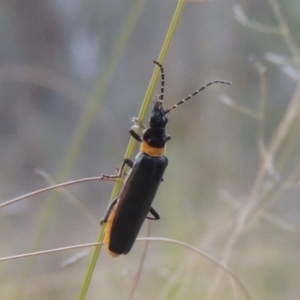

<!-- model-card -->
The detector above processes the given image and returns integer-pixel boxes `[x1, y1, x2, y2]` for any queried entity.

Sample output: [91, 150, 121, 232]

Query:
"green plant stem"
[78, 1, 186, 299]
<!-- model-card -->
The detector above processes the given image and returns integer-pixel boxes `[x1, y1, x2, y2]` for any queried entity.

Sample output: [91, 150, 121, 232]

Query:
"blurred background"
[0, 0, 299, 299]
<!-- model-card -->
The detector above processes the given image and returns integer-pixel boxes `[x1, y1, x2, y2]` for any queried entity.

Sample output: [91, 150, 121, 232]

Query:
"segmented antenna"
[164, 80, 232, 114]
[153, 61, 165, 100]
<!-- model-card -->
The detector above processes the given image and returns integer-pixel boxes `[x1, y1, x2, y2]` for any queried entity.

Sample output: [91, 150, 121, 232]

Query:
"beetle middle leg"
[101, 158, 133, 181]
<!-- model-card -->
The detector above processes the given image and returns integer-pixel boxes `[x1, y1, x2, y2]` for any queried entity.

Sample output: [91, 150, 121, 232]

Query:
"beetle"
[100, 61, 231, 257]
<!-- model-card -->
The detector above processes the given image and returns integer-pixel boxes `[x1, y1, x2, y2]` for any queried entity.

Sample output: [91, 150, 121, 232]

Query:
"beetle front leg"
[129, 117, 147, 142]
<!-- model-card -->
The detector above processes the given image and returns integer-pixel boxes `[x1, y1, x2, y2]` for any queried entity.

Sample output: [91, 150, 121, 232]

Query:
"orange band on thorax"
[140, 141, 166, 157]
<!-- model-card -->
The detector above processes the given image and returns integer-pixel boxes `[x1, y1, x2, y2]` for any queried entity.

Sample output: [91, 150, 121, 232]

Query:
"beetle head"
[149, 95, 168, 128]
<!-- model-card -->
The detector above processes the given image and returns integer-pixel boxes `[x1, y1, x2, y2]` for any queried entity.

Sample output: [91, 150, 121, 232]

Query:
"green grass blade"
[78, 0, 186, 299]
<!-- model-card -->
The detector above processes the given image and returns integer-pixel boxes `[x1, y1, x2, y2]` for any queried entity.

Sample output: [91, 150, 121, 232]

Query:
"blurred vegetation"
[0, 0, 299, 299]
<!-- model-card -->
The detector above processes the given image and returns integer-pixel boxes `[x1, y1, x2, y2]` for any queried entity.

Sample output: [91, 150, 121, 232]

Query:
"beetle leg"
[100, 198, 119, 225]
[129, 127, 142, 142]
[146, 207, 160, 220]
[129, 117, 144, 142]
[101, 158, 134, 180]
[131, 117, 147, 129]
[123, 158, 134, 168]
[100, 159, 134, 223]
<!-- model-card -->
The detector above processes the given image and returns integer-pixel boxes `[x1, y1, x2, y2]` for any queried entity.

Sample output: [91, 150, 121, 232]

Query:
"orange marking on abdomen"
[104, 204, 119, 258]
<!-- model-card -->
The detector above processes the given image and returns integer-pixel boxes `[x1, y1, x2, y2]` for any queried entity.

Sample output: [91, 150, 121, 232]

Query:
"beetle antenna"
[164, 80, 232, 114]
[153, 61, 165, 100]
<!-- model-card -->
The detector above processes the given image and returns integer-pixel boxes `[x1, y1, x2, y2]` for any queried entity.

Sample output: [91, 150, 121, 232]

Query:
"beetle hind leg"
[100, 198, 119, 225]
[146, 207, 160, 220]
